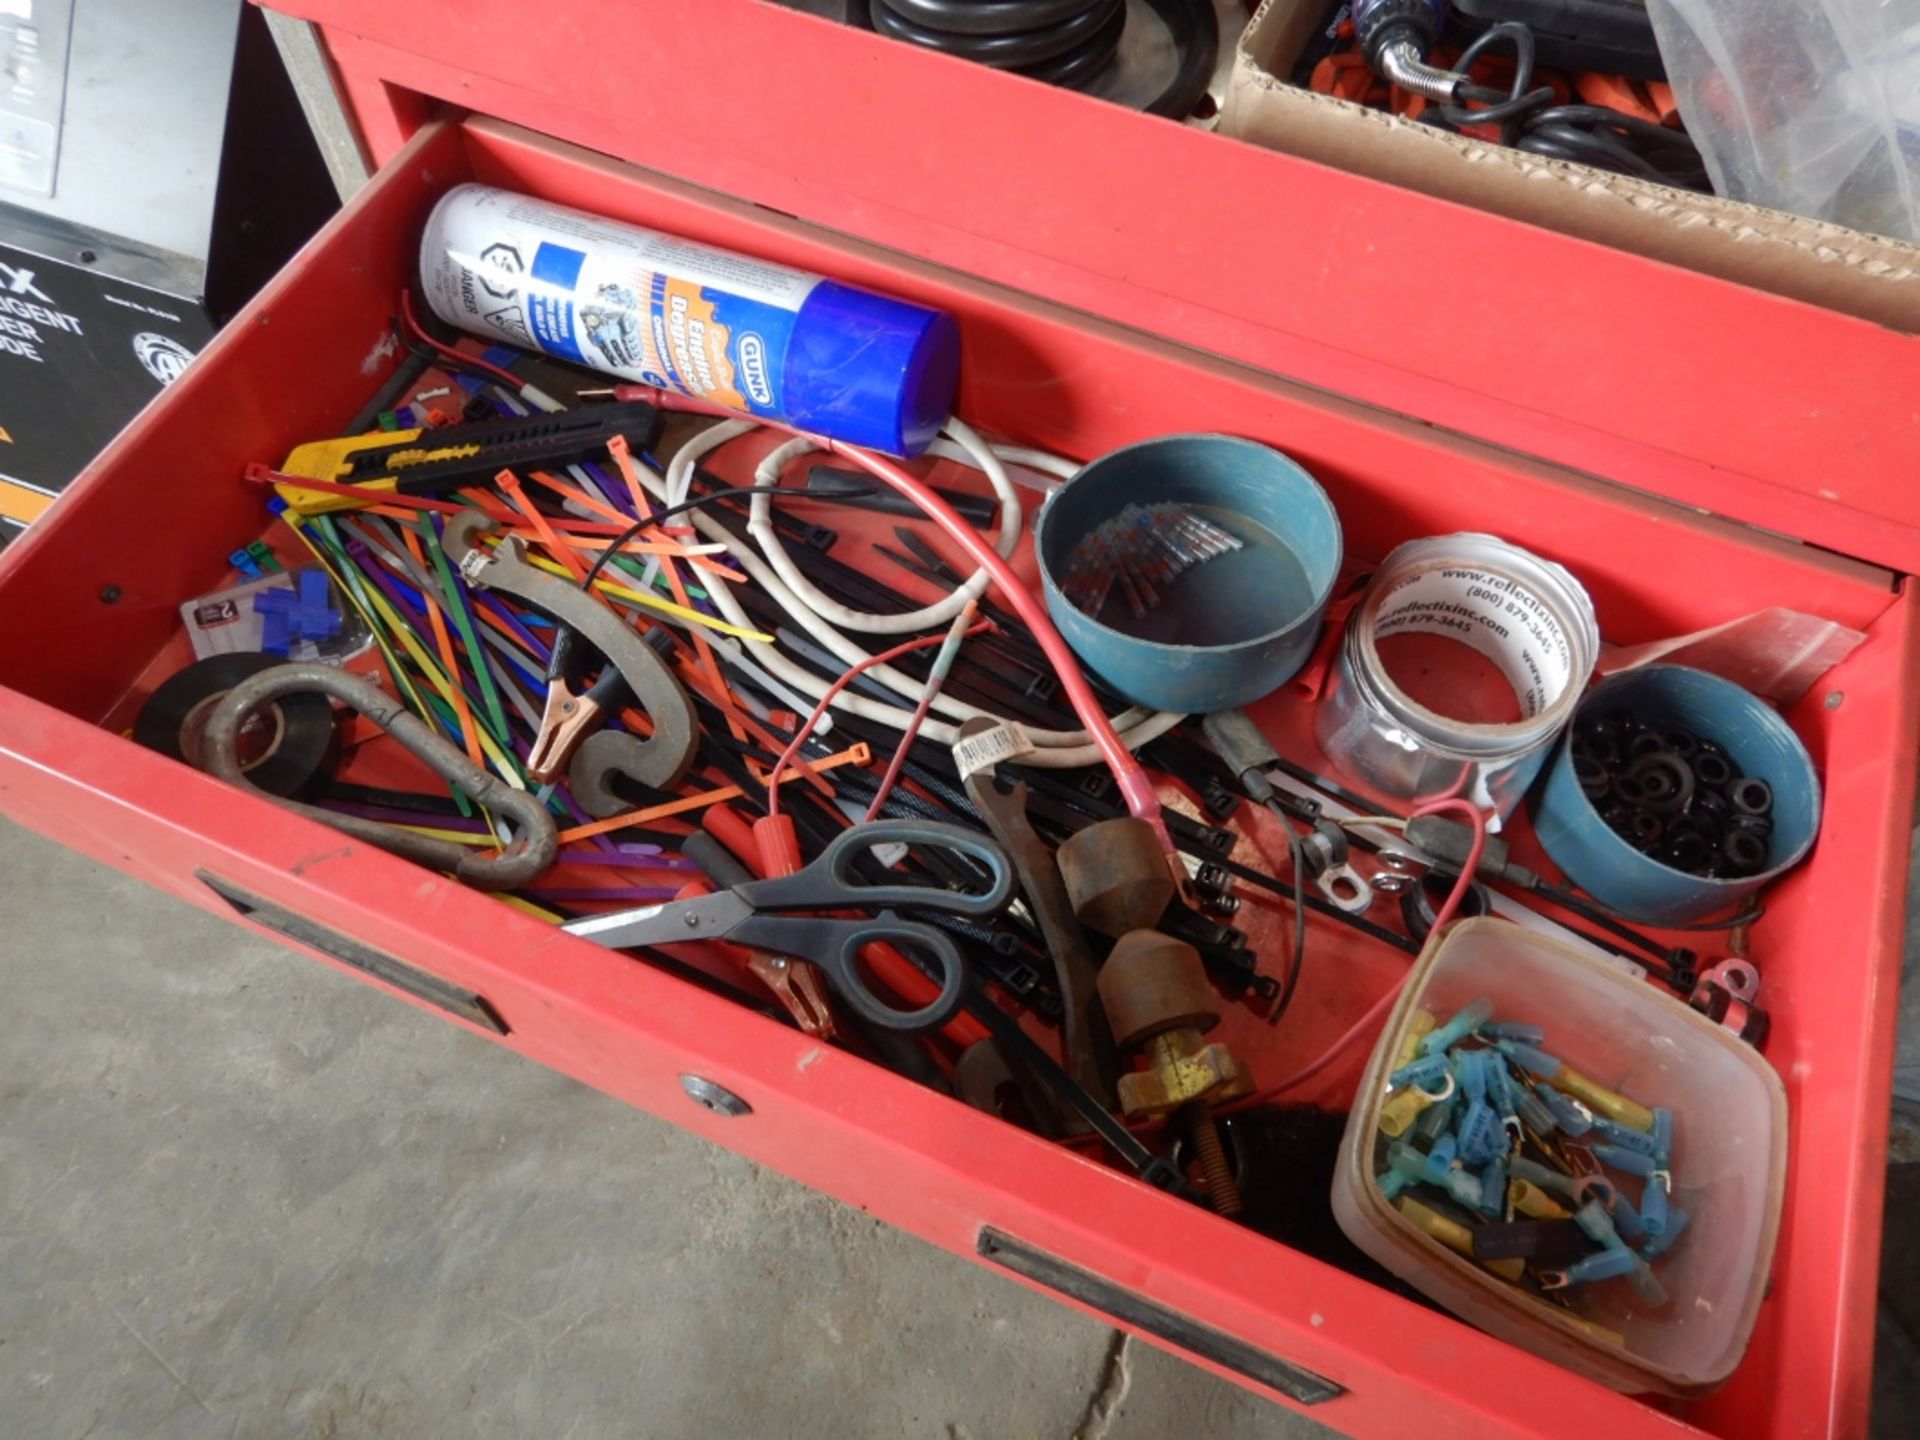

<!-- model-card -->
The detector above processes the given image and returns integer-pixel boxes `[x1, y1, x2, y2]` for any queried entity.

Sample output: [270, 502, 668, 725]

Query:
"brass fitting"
[1117, 1027, 1252, 1116]
[1098, 929, 1253, 1216]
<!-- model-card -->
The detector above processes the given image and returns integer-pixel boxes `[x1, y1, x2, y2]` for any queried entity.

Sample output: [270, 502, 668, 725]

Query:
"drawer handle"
[197, 870, 508, 1035]
[977, 1228, 1343, 1406]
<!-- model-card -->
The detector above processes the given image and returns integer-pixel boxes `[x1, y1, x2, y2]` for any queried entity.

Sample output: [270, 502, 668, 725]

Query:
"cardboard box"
[1222, 0, 1920, 331]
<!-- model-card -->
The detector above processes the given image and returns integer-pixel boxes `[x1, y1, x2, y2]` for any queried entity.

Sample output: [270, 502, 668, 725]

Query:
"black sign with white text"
[0, 241, 213, 527]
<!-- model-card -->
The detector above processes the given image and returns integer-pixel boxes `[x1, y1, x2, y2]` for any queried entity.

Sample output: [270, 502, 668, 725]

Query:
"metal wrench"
[953, 1039, 1065, 1139]
[958, 718, 1118, 1106]
[445, 511, 699, 815]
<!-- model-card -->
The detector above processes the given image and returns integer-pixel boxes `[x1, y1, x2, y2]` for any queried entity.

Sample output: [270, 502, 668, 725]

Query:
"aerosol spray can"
[418, 185, 959, 456]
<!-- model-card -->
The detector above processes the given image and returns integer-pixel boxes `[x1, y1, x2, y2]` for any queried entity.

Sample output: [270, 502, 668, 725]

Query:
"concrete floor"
[6, 807, 1913, 1438]
[0, 817, 1331, 1440]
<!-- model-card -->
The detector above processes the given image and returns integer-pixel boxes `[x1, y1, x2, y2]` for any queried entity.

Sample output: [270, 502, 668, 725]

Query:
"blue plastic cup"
[1034, 435, 1342, 713]
[1533, 665, 1821, 924]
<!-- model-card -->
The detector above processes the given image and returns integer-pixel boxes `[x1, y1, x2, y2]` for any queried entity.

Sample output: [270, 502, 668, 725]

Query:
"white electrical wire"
[638, 420, 1185, 765]
[925, 437, 1078, 487]
[749, 418, 1019, 635]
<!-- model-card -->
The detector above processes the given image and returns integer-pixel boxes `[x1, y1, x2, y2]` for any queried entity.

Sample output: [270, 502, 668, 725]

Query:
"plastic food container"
[1332, 917, 1788, 1396]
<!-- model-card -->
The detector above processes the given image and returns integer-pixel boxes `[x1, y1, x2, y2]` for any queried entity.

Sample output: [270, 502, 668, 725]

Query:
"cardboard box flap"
[271, 0, 1920, 572]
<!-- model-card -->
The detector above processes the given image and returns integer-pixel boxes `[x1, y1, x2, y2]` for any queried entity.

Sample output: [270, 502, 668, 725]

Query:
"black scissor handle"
[730, 912, 969, 1033]
[742, 820, 1014, 918]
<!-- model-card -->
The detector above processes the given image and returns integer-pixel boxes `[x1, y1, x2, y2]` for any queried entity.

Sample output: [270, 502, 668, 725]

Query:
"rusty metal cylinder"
[1058, 817, 1177, 937]
[1097, 929, 1217, 1049]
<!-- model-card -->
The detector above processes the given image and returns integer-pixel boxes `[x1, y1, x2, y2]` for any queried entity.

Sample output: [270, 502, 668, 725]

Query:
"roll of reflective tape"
[1316, 534, 1598, 820]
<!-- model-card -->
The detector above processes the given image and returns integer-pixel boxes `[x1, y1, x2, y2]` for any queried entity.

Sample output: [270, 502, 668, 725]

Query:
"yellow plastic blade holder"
[274, 401, 665, 516]
[276, 430, 435, 515]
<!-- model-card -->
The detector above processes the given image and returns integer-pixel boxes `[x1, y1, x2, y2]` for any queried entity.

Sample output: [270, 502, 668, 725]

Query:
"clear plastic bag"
[1597, 606, 1866, 706]
[1647, 0, 1920, 241]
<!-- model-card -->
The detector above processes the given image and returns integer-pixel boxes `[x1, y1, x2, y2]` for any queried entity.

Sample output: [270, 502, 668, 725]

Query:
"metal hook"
[201, 663, 558, 890]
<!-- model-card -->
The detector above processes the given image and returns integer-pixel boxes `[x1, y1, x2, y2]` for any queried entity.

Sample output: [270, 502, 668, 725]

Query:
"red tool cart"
[0, 4, 1913, 1437]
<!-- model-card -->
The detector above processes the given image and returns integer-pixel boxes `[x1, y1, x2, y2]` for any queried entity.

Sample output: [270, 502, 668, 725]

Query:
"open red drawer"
[0, 115, 1912, 1440]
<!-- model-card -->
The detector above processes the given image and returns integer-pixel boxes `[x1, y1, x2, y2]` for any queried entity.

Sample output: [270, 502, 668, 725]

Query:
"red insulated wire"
[862, 686, 944, 824]
[863, 601, 977, 823]
[764, 623, 990, 817]
[583, 387, 1178, 869]
[1230, 797, 1489, 1108]
[398, 288, 529, 393]
[821, 439, 1175, 860]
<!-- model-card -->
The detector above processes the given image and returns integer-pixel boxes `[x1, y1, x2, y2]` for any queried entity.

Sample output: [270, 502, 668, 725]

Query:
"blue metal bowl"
[1533, 665, 1821, 924]
[1034, 435, 1343, 713]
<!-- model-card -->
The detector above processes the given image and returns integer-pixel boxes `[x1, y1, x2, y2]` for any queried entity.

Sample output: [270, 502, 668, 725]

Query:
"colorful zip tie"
[283, 514, 433, 725]
[554, 743, 874, 843]
[401, 523, 485, 768]
[423, 513, 514, 747]
[509, 547, 770, 641]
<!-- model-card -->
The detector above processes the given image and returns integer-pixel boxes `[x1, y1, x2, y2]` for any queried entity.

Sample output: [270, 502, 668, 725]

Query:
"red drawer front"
[1, 116, 1913, 1440]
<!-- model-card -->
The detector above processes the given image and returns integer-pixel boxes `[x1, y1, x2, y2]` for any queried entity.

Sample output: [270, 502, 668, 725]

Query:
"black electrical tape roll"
[134, 654, 338, 798]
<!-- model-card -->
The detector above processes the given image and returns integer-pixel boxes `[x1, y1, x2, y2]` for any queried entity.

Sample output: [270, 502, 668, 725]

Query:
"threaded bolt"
[1180, 1101, 1242, 1217]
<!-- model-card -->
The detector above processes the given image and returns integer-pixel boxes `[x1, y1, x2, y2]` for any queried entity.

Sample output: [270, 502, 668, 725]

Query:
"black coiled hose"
[1432, 22, 1708, 190]
[857, 0, 1219, 120]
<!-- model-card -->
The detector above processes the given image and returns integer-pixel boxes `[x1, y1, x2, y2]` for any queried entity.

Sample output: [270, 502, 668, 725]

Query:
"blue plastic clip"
[1590, 1113, 1660, 1157]
[1640, 1205, 1689, 1260]
[1482, 1021, 1546, 1044]
[1591, 1142, 1657, 1178]
[1573, 1197, 1619, 1247]
[1386, 1140, 1441, 1188]
[230, 547, 264, 580]
[1641, 1176, 1671, 1237]
[1387, 1140, 1483, 1210]
[1610, 1191, 1649, 1243]
[1456, 1101, 1504, 1166]
[1414, 1092, 1458, 1143]
[1485, 1053, 1519, 1120]
[1576, 1199, 1668, 1307]
[1542, 1245, 1640, 1290]
[1389, 1053, 1452, 1092]
[1379, 1168, 1415, 1201]
[1651, 1107, 1675, 1168]
[1477, 1153, 1508, 1218]
[1495, 1040, 1562, 1080]
[1535, 1085, 1593, 1136]
[1453, 1049, 1490, 1106]
[1511, 1083, 1556, 1137]
[254, 570, 343, 656]
[1483, 1054, 1523, 1146]
[1421, 998, 1495, 1057]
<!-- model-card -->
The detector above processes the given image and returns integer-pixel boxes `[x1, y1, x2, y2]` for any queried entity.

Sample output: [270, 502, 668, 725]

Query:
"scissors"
[562, 820, 1014, 1031]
